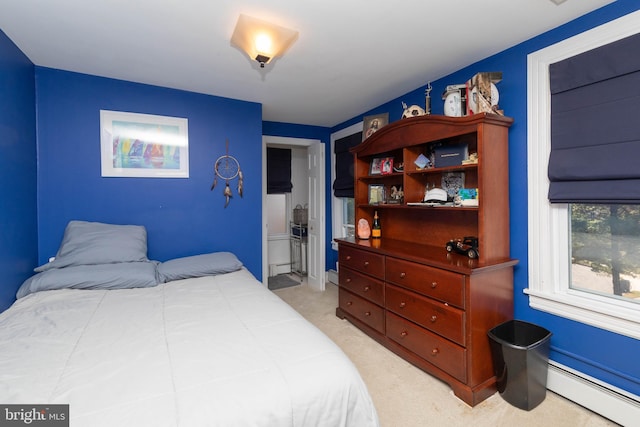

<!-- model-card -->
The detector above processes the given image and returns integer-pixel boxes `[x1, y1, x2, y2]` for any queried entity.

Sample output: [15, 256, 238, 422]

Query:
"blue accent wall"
[0, 30, 37, 312]
[35, 68, 263, 279]
[332, 0, 640, 397]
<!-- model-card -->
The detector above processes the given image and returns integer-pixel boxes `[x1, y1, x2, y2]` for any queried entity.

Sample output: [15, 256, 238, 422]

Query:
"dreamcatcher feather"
[211, 140, 243, 207]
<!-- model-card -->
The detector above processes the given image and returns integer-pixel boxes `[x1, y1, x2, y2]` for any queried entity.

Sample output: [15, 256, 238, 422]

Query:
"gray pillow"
[17, 261, 159, 299]
[35, 220, 149, 272]
[158, 252, 243, 283]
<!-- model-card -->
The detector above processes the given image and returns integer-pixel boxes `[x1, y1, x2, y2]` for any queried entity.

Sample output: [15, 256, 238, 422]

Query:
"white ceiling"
[0, 0, 615, 127]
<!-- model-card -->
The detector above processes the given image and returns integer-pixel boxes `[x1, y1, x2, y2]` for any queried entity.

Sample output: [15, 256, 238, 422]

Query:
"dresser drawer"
[385, 284, 465, 346]
[339, 246, 385, 279]
[339, 266, 385, 305]
[339, 289, 385, 334]
[385, 257, 465, 308]
[386, 312, 466, 382]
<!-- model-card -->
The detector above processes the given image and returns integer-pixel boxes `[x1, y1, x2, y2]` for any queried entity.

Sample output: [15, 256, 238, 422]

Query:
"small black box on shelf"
[434, 144, 468, 168]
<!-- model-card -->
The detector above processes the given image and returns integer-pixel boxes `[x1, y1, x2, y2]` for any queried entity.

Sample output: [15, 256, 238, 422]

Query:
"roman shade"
[547, 32, 640, 203]
[333, 132, 362, 198]
[267, 147, 292, 194]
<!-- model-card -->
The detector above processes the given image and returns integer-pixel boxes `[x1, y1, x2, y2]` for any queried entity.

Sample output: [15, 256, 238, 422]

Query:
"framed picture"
[368, 184, 385, 205]
[363, 113, 389, 141]
[100, 110, 189, 178]
[370, 158, 382, 175]
[380, 157, 394, 174]
[442, 172, 465, 199]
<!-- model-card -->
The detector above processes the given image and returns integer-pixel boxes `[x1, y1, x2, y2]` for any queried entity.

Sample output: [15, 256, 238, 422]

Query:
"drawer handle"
[345, 255, 351, 260]
[400, 331, 408, 337]
[400, 272, 406, 278]
[363, 286, 370, 292]
[399, 301, 406, 308]
[346, 278, 352, 283]
[431, 281, 438, 289]
[364, 311, 371, 317]
[430, 315, 437, 323]
[363, 261, 369, 267]
[346, 301, 353, 306]
[431, 348, 440, 356]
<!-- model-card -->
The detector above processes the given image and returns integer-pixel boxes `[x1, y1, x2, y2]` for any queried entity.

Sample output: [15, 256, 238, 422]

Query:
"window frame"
[330, 122, 363, 250]
[526, 10, 640, 340]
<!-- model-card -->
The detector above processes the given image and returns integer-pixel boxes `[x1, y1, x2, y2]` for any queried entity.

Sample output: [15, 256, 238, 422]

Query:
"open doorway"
[262, 136, 325, 291]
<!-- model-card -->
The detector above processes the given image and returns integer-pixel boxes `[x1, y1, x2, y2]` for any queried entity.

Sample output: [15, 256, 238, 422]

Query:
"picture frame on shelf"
[363, 113, 389, 141]
[442, 171, 465, 199]
[370, 158, 382, 175]
[380, 157, 394, 174]
[368, 184, 385, 205]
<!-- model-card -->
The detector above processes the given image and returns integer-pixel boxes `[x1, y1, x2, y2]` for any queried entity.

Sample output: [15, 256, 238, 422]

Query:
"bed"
[0, 221, 379, 426]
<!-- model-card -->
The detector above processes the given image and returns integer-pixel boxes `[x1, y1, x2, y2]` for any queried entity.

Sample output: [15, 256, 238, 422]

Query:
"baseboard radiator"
[268, 262, 291, 277]
[547, 361, 639, 426]
[328, 269, 339, 285]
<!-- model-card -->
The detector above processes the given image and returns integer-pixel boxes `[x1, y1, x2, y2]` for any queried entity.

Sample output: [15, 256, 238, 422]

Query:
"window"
[331, 122, 363, 248]
[267, 147, 292, 194]
[266, 147, 293, 238]
[266, 193, 289, 236]
[526, 10, 640, 339]
[342, 198, 355, 238]
[571, 204, 640, 303]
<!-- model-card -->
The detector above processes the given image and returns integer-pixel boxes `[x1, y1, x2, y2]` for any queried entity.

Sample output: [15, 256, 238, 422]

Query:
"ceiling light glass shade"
[231, 14, 298, 68]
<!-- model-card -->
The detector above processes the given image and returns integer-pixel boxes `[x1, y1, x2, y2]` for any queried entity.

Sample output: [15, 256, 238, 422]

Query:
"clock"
[444, 92, 463, 117]
[442, 84, 467, 117]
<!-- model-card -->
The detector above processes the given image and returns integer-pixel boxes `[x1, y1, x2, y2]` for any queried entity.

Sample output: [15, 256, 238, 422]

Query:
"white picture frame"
[100, 110, 189, 178]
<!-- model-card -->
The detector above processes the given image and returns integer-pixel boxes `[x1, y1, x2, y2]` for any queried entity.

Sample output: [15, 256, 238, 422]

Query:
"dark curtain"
[333, 132, 362, 197]
[267, 147, 292, 194]
[548, 32, 640, 203]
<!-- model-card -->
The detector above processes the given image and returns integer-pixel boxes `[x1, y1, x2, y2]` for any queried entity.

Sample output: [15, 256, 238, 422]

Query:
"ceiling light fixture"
[549, 0, 568, 5]
[230, 14, 298, 68]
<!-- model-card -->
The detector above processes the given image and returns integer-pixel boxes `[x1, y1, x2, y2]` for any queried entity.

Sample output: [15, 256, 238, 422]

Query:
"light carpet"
[273, 282, 618, 427]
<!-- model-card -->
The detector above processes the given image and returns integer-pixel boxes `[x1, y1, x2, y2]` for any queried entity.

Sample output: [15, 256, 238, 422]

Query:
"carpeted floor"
[267, 273, 300, 290]
[273, 282, 618, 427]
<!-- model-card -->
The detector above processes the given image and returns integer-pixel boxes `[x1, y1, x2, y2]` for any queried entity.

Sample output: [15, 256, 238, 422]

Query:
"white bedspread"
[0, 268, 379, 426]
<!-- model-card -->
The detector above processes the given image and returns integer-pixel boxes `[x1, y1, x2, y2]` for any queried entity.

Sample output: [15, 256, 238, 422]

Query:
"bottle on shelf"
[372, 210, 381, 239]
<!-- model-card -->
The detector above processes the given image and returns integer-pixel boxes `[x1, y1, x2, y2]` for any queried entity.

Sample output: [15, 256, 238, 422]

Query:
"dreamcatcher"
[211, 140, 243, 208]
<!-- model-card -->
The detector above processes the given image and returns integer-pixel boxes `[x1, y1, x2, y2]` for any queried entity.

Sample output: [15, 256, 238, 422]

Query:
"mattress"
[0, 268, 379, 426]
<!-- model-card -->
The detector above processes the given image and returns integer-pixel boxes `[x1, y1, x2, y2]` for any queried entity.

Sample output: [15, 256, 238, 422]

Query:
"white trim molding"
[526, 10, 640, 340]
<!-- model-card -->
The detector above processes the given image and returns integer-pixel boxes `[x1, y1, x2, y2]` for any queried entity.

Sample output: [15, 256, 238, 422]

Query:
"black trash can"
[488, 319, 552, 411]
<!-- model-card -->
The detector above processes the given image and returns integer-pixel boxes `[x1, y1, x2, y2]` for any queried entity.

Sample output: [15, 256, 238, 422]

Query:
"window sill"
[524, 288, 640, 339]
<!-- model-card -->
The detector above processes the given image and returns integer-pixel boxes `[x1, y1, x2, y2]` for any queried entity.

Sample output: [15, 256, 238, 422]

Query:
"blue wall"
[35, 68, 263, 279]
[0, 30, 37, 312]
[332, 0, 640, 397]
